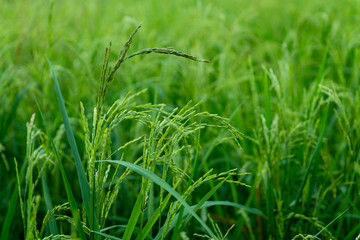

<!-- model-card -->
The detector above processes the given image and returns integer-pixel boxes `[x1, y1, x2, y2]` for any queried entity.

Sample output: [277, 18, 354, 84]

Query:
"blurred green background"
[1, 0, 360, 239]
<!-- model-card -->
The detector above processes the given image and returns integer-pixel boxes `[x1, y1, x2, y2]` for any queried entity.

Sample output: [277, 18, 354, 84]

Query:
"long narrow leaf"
[93, 231, 122, 240]
[155, 178, 264, 240]
[36, 101, 86, 239]
[41, 170, 59, 235]
[123, 191, 144, 240]
[100, 160, 218, 240]
[100, 225, 127, 232]
[100, 225, 153, 240]
[164, 200, 265, 239]
[154, 178, 226, 240]
[197, 201, 265, 216]
[47, 59, 97, 232]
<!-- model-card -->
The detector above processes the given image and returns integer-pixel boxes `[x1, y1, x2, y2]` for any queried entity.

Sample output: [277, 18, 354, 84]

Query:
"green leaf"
[155, 178, 227, 240]
[167, 200, 265, 237]
[47, 58, 98, 233]
[36, 100, 86, 240]
[100, 225, 154, 240]
[99, 160, 218, 240]
[200, 201, 265, 217]
[92, 231, 122, 240]
[123, 191, 144, 240]
[157, 179, 264, 240]
[100, 225, 127, 232]
[41, 170, 59, 235]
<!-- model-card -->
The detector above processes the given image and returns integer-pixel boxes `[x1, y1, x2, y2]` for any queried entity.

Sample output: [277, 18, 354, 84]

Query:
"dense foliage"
[1, 0, 359, 239]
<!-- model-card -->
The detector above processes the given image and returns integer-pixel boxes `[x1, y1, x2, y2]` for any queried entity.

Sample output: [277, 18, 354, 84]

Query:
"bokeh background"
[1, 0, 360, 239]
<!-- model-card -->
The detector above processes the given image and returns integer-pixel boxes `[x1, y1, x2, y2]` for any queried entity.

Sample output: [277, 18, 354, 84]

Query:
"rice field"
[1, 0, 359, 239]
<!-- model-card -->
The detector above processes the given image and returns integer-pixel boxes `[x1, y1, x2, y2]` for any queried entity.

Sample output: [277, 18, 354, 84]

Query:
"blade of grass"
[154, 178, 226, 240]
[94, 225, 155, 240]
[314, 207, 350, 238]
[100, 160, 218, 240]
[101, 225, 153, 239]
[155, 178, 265, 240]
[36, 101, 86, 239]
[41, 169, 59, 235]
[162, 201, 265, 240]
[92, 231, 122, 240]
[122, 191, 144, 240]
[47, 58, 98, 233]
[199, 201, 265, 216]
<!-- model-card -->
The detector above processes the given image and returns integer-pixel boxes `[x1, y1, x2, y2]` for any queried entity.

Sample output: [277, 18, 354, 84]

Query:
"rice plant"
[1, 0, 360, 239]
[7, 24, 257, 240]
